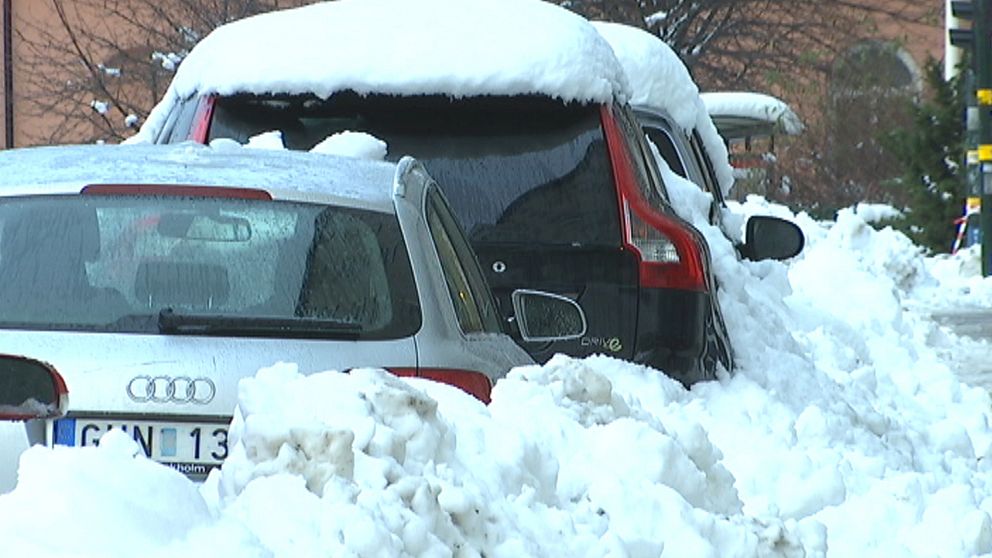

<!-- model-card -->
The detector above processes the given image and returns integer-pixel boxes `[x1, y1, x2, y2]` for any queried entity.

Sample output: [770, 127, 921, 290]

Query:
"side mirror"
[0, 355, 68, 421]
[740, 215, 805, 261]
[511, 289, 587, 342]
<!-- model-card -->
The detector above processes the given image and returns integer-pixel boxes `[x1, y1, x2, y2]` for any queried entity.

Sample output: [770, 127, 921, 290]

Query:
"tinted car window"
[207, 93, 621, 247]
[0, 195, 420, 339]
[644, 126, 687, 179]
[615, 106, 672, 211]
[159, 97, 201, 144]
[425, 187, 502, 334]
[689, 130, 725, 204]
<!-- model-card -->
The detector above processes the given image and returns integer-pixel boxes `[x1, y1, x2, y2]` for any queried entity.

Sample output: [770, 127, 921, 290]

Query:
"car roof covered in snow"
[700, 91, 805, 138]
[591, 21, 734, 198]
[132, 0, 628, 143]
[0, 143, 400, 211]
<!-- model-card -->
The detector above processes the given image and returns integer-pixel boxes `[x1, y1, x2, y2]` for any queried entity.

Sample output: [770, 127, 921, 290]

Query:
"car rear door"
[414, 99, 640, 364]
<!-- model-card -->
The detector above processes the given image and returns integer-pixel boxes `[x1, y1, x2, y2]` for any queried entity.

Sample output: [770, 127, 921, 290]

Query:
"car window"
[689, 130, 725, 204]
[644, 125, 688, 179]
[615, 105, 672, 210]
[206, 93, 621, 247]
[160, 97, 200, 144]
[425, 187, 502, 334]
[0, 194, 421, 339]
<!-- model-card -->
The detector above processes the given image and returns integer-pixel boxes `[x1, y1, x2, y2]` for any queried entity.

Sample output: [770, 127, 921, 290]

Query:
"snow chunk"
[854, 202, 903, 224]
[311, 131, 388, 160]
[152, 51, 183, 71]
[244, 130, 285, 151]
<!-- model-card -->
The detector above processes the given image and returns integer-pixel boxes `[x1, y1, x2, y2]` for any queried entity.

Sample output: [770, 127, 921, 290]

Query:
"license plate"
[53, 417, 229, 479]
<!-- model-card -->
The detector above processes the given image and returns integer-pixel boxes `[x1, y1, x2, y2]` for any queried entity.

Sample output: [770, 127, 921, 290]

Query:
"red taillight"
[386, 367, 492, 404]
[190, 95, 217, 143]
[600, 105, 707, 292]
[622, 199, 707, 291]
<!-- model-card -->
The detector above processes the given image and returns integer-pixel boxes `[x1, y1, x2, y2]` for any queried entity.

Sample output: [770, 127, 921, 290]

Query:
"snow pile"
[918, 245, 992, 309]
[311, 131, 389, 160]
[132, 0, 628, 144]
[244, 130, 285, 151]
[5, 179, 992, 555]
[198, 361, 814, 556]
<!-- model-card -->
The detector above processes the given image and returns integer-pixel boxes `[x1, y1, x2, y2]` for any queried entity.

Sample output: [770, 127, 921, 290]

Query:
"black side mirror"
[740, 215, 805, 261]
[511, 289, 587, 342]
[0, 355, 68, 421]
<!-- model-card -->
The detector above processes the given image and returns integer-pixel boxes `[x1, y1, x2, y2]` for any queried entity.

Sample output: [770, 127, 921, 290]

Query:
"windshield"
[0, 194, 421, 339]
[208, 93, 620, 247]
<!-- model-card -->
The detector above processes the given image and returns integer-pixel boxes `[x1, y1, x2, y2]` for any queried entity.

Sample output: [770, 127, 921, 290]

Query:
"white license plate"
[53, 417, 229, 478]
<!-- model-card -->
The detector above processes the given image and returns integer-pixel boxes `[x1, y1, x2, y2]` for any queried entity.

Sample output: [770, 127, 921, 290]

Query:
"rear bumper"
[632, 287, 730, 386]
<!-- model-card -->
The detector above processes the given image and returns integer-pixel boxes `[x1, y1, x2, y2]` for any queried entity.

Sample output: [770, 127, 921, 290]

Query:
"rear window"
[208, 93, 620, 247]
[0, 194, 421, 339]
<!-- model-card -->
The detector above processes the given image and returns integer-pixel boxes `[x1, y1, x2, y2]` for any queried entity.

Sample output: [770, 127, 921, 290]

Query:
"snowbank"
[5, 184, 992, 556]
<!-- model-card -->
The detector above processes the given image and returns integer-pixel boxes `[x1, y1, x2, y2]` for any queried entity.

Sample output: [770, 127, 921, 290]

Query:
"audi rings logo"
[126, 375, 216, 405]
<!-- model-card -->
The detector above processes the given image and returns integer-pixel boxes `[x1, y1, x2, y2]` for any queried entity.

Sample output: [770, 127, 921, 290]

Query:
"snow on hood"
[131, 0, 629, 144]
[592, 21, 735, 198]
[701, 91, 805, 135]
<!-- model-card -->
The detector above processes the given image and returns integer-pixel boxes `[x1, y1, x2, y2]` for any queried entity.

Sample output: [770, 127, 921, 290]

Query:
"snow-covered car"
[699, 90, 804, 200]
[134, 0, 756, 386]
[0, 143, 586, 492]
[593, 22, 805, 261]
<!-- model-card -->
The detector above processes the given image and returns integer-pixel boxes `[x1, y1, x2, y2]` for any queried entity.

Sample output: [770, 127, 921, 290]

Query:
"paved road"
[931, 309, 992, 389]
[933, 310, 992, 342]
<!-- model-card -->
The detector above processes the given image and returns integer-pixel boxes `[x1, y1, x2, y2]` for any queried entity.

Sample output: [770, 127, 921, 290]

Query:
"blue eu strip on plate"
[53, 419, 76, 446]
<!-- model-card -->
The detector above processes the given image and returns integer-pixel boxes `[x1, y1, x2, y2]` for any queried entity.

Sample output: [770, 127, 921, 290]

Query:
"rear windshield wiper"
[157, 308, 362, 339]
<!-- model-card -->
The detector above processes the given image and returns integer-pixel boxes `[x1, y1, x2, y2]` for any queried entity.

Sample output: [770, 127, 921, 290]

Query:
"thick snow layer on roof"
[0, 143, 398, 210]
[701, 91, 804, 135]
[132, 0, 628, 144]
[592, 22, 735, 198]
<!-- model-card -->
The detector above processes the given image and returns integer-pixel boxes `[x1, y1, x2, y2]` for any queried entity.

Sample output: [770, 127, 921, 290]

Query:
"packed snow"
[2, 186, 992, 556]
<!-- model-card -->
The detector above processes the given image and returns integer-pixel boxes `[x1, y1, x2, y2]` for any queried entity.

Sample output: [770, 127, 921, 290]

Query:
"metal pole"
[950, 0, 966, 80]
[2, 0, 13, 149]
[976, 0, 992, 275]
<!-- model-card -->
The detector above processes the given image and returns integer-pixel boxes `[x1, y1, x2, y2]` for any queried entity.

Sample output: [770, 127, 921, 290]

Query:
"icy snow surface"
[3, 184, 992, 556]
[131, 0, 628, 144]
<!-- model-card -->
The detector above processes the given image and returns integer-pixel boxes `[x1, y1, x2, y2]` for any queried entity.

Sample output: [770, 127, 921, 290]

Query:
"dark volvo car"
[151, 91, 797, 385]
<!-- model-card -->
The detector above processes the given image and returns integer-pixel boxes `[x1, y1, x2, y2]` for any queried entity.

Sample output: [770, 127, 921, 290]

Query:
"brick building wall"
[0, 0, 953, 150]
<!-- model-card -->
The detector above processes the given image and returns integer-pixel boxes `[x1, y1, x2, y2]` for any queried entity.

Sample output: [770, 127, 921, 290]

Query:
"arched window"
[824, 40, 921, 205]
[830, 40, 922, 97]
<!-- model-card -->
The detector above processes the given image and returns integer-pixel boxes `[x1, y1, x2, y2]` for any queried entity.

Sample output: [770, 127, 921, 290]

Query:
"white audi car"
[0, 143, 585, 492]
